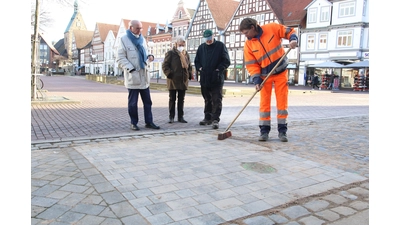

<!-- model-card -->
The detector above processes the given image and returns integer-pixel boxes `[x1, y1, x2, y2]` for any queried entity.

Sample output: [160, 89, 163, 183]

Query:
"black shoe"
[199, 119, 212, 125]
[168, 118, 174, 123]
[212, 120, 219, 129]
[278, 132, 288, 142]
[145, 122, 160, 129]
[178, 118, 187, 123]
[130, 124, 140, 131]
[258, 133, 269, 141]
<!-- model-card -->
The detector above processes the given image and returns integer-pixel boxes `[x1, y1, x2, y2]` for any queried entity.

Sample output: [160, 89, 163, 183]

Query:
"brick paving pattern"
[31, 76, 369, 224]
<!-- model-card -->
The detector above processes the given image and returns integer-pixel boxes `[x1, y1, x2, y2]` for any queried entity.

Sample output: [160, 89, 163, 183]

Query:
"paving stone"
[331, 206, 357, 216]
[100, 218, 123, 225]
[316, 209, 341, 222]
[187, 213, 226, 225]
[299, 215, 326, 225]
[242, 216, 275, 225]
[322, 194, 348, 205]
[303, 200, 330, 212]
[57, 211, 85, 223]
[71, 203, 106, 215]
[36, 204, 72, 220]
[75, 214, 106, 225]
[347, 187, 369, 197]
[281, 205, 311, 219]
[349, 201, 369, 210]
[268, 214, 289, 223]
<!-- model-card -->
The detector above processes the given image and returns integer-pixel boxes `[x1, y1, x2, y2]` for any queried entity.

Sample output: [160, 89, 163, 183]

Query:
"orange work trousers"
[258, 70, 288, 127]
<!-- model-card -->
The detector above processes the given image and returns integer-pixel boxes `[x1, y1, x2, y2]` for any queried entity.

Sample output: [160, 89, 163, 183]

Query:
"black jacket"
[194, 39, 230, 87]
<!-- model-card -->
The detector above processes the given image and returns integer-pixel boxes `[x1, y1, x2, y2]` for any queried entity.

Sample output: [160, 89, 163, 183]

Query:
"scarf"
[174, 47, 188, 69]
[126, 30, 147, 69]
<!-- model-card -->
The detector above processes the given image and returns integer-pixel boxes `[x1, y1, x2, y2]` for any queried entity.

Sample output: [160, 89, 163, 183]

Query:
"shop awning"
[308, 61, 344, 68]
[344, 61, 369, 68]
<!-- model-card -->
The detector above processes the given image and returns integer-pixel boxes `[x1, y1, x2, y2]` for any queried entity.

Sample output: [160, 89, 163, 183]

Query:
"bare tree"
[31, 0, 88, 100]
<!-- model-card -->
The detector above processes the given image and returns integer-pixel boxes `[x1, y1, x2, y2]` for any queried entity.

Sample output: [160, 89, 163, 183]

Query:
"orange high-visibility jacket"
[244, 23, 297, 78]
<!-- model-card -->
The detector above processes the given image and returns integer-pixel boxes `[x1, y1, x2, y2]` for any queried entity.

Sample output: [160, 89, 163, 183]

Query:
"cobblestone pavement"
[31, 76, 369, 224]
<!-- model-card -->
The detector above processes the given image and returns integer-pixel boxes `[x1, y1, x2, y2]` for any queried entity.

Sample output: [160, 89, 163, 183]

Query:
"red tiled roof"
[269, 0, 313, 26]
[96, 22, 119, 42]
[207, 0, 240, 30]
[73, 30, 94, 49]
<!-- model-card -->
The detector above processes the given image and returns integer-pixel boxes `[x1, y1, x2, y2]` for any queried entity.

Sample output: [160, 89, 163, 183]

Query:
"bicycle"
[32, 73, 46, 100]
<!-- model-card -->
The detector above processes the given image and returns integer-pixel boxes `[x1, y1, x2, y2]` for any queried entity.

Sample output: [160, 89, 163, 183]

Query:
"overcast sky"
[40, 0, 200, 42]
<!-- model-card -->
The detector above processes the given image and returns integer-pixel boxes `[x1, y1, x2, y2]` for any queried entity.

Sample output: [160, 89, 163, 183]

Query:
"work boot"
[212, 120, 219, 129]
[199, 119, 212, 125]
[258, 133, 269, 141]
[178, 117, 187, 123]
[278, 132, 288, 142]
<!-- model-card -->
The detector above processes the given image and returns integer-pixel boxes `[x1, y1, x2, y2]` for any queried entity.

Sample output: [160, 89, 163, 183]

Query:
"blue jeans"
[128, 88, 153, 125]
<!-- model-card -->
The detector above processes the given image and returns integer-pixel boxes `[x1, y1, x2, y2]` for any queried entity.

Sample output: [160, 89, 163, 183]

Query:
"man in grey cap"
[194, 29, 230, 129]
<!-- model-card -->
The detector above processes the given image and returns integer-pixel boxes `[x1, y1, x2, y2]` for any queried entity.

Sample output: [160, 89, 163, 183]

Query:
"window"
[308, 8, 317, 23]
[320, 6, 330, 22]
[307, 35, 315, 50]
[236, 50, 243, 60]
[339, 2, 355, 17]
[319, 34, 327, 49]
[179, 11, 182, 19]
[337, 30, 353, 47]
[230, 34, 235, 43]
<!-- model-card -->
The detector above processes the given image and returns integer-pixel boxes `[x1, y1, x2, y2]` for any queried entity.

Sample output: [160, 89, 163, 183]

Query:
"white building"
[299, 0, 369, 87]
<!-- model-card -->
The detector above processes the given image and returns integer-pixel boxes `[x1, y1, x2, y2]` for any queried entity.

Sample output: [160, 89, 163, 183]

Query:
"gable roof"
[268, 0, 313, 26]
[95, 22, 119, 42]
[207, 0, 240, 30]
[73, 30, 94, 49]
[53, 38, 67, 57]
[38, 33, 60, 55]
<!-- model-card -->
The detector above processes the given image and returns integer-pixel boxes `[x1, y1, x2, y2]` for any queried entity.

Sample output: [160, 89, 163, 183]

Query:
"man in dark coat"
[194, 29, 231, 129]
[162, 36, 192, 123]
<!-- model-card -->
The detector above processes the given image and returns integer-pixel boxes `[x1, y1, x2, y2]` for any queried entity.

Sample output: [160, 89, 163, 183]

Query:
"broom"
[217, 48, 291, 140]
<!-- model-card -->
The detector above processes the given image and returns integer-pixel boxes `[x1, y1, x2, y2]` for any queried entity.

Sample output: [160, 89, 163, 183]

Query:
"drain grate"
[241, 162, 276, 173]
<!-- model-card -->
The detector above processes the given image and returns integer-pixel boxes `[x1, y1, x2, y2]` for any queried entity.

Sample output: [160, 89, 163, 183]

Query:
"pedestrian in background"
[312, 73, 320, 90]
[116, 19, 160, 131]
[327, 73, 334, 90]
[239, 18, 298, 142]
[194, 29, 230, 129]
[162, 36, 192, 123]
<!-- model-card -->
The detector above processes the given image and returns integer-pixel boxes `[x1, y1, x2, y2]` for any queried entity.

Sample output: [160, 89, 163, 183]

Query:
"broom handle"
[223, 48, 291, 132]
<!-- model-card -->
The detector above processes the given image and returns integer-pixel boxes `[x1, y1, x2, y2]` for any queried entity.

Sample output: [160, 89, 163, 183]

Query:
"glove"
[252, 76, 262, 85]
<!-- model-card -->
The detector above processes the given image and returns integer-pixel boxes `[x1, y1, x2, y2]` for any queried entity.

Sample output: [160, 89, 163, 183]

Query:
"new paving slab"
[31, 76, 369, 224]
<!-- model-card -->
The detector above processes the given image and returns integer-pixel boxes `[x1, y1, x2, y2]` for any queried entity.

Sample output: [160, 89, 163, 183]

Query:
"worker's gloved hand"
[252, 76, 262, 85]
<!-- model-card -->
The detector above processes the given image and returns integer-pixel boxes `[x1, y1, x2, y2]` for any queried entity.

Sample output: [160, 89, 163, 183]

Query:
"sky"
[39, 0, 200, 42]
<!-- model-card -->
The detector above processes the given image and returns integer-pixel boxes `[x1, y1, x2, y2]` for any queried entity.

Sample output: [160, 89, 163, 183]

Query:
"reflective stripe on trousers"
[259, 70, 288, 126]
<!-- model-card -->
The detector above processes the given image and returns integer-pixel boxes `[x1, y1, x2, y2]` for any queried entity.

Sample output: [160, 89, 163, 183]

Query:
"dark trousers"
[128, 88, 153, 125]
[169, 90, 186, 119]
[200, 85, 223, 122]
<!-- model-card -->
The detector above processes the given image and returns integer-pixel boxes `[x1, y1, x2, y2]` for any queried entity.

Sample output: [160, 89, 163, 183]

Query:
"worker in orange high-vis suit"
[239, 18, 298, 142]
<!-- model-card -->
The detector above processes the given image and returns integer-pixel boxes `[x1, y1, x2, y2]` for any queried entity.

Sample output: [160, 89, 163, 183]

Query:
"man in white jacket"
[116, 20, 160, 131]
